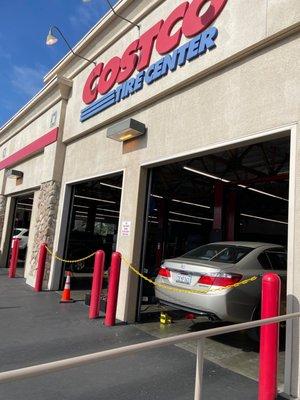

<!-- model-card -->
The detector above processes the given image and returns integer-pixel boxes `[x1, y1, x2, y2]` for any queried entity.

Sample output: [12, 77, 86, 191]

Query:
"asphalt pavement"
[0, 269, 261, 400]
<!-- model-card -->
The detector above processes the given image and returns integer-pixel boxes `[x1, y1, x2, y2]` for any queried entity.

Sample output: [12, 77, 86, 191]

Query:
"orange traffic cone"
[60, 271, 75, 303]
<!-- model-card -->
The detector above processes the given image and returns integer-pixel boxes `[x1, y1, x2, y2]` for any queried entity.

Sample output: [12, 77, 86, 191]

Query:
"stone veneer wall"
[0, 195, 7, 243]
[29, 181, 60, 285]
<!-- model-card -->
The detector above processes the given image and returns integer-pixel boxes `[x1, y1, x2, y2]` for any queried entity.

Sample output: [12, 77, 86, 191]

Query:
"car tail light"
[198, 273, 242, 287]
[158, 267, 171, 278]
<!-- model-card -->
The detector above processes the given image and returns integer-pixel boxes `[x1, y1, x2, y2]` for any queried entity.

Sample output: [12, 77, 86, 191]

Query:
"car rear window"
[265, 248, 287, 270]
[182, 244, 253, 264]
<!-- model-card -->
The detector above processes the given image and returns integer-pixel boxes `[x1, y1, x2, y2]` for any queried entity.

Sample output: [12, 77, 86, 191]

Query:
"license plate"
[175, 273, 192, 285]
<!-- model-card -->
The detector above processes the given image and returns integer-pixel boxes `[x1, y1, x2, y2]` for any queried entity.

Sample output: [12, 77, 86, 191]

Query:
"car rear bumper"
[154, 278, 255, 322]
[155, 285, 230, 321]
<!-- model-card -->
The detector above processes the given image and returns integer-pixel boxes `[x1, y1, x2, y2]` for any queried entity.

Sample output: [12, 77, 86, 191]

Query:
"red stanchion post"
[104, 252, 122, 327]
[258, 273, 281, 400]
[89, 250, 105, 319]
[34, 243, 47, 292]
[8, 238, 20, 278]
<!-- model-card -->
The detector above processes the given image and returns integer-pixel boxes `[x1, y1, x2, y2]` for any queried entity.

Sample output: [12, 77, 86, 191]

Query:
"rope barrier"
[121, 256, 258, 295]
[45, 245, 96, 264]
[44, 246, 258, 294]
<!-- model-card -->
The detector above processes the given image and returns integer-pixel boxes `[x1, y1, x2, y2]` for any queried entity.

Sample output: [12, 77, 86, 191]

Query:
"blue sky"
[0, 0, 117, 127]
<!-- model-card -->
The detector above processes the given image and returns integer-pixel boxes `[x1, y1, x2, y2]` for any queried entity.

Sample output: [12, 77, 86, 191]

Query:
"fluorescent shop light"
[17, 203, 33, 207]
[171, 199, 210, 209]
[247, 187, 288, 202]
[74, 195, 116, 204]
[169, 219, 203, 226]
[97, 208, 119, 214]
[170, 211, 213, 221]
[74, 205, 89, 209]
[76, 210, 118, 219]
[238, 184, 288, 201]
[240, 213, 288, 225]
[100, 183, 122, 190]
[151, 195, 210, 209]
[184, 167, 288, 202]
[96, 213, 119, 219]
[183, 166, 230, 183]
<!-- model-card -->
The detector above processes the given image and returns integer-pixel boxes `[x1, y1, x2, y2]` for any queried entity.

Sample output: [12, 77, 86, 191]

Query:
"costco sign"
[80, 0, 227, 122]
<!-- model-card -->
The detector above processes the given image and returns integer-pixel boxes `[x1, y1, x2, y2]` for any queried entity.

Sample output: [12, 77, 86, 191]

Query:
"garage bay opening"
[7, 194, 34, 273]
[139, 134, 290, 322]
[62, 173, 123, 292]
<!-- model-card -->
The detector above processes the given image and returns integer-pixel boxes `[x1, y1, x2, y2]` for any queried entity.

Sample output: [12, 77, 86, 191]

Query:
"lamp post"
[82, 0, 140, 34]
[46, 26, 97, 66]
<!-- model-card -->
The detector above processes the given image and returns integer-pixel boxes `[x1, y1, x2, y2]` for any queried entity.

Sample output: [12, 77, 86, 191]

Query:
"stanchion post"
[104, 252, 122, 327]
[89, 250, 105, 319]
[258, 273, 281, 400]
[34, 243, 47, 292]
[8, 238, 20, 278]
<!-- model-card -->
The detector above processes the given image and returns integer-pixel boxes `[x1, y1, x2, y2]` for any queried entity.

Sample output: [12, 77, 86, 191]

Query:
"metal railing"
[0, 313, 300, 399]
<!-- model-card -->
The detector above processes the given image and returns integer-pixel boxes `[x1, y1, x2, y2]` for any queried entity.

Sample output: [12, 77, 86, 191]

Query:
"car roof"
[211, 241, 283, 249]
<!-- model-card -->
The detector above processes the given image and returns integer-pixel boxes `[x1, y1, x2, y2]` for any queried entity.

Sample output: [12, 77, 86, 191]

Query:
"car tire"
[247, 304, 286, 344]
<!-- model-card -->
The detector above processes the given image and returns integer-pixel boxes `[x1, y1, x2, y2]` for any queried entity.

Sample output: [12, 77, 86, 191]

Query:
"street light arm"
[50, 26, 97, 66]
[105, 0, 140, 35]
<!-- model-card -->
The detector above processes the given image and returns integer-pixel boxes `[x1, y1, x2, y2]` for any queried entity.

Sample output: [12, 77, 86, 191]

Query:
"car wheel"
[247, 304, 286, 344]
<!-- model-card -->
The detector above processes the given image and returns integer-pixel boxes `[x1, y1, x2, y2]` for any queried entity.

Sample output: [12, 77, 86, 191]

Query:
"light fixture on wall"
[5, 169, 23, 180]
[107, 118, 146, 142]
[46, 26, 97, 66]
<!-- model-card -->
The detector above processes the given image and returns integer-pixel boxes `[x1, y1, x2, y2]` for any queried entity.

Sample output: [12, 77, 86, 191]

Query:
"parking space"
[135, 308, 285, 390]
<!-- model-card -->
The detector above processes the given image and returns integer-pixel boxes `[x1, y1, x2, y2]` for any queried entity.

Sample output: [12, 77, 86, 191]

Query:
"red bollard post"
[258, 273, 281, 400]
[34, 243, 47, 292]
[89, 250, 105, 319]
[8, 238, 20, 278]
[104, 252, 122, 327]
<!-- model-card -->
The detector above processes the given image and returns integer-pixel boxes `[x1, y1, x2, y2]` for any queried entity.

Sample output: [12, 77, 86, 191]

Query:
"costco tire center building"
[0, 0, 299, 396]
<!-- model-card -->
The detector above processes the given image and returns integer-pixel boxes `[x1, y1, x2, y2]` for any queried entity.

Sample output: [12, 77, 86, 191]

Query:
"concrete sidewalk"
[0, 269, 260, 400]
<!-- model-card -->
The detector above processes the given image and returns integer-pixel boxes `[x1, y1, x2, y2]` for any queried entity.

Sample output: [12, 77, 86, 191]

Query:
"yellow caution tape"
[45, 245, 96, 264]
[121, 256, 258, 295]
[44, 247, 258, 293]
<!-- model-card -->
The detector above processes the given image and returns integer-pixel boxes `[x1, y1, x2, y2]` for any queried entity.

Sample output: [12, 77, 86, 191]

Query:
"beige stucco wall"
[62, 0, 300, 142]
[0, 0, 299, 396]
[54, 29, 299, 306]
[0, 104, 60, 155]
[1, 99, 65, 194]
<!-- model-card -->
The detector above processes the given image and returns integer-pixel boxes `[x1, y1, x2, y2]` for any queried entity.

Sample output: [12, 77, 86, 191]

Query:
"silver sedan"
[155, 242, 287, 323]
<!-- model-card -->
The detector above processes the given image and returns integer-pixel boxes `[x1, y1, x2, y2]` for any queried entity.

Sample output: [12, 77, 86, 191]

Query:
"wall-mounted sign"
[80, 0, 227, 122]
[121, 220, 131, 237]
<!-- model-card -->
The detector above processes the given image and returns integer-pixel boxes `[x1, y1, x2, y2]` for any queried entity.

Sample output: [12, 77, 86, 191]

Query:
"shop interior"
[61, 173, 123, 290]
[9, 194, 34, 270]
[138, 134, 290, 318]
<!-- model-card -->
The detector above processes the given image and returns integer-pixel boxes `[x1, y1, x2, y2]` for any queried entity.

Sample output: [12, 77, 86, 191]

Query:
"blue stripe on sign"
[80, 95, 116, 122]
[81, 92, 116, 116]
